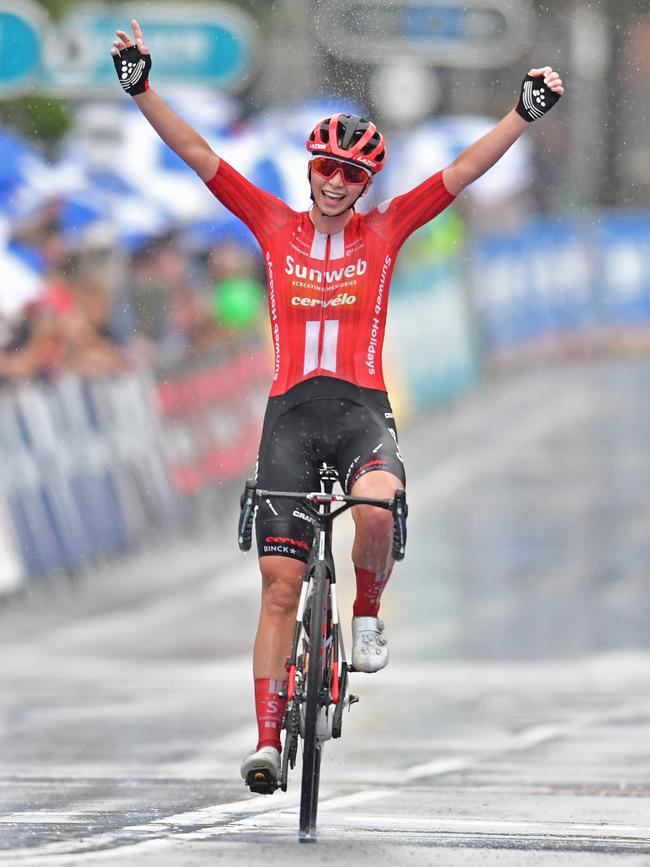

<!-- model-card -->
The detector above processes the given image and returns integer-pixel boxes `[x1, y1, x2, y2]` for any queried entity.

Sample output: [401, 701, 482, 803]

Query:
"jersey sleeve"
[368, 170, 455, 250]
[205, 160, 292, 247]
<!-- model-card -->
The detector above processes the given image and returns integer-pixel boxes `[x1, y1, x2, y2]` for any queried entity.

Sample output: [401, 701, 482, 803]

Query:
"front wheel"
[299, 562, 329, 838]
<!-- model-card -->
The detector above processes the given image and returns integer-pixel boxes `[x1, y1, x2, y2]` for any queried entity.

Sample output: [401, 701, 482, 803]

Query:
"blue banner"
[471, 212, 650, 355]
[594, 213, 650, 324]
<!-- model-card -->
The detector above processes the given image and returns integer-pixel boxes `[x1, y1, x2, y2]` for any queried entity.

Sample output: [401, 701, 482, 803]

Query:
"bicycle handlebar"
[238, 480, 257, 553]
[237, 481, 408, 561]
[391, 488, 407, 561]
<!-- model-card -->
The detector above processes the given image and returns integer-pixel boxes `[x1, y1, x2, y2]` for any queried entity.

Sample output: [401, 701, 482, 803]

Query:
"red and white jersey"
[206, 161, 454, 397]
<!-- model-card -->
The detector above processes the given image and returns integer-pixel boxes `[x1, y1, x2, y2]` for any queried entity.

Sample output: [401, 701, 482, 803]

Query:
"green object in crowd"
[400, 207, 465, 270]
[212, 276, 263, 329]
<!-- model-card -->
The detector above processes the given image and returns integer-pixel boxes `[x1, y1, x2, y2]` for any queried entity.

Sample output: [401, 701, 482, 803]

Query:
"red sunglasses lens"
[343, 164, 370, 183]
[312, 157, 368, 184]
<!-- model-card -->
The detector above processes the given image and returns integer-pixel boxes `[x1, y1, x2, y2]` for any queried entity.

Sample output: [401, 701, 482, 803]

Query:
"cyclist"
[111, 20, 564, 792]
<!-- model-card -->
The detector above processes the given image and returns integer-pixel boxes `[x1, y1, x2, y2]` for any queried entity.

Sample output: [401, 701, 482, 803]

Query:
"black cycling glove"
[113, 45, 151, 96]
[516, 73, 561, 122]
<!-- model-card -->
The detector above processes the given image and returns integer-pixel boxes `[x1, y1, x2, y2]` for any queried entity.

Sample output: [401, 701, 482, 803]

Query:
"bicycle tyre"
[299, 561, 329, 837]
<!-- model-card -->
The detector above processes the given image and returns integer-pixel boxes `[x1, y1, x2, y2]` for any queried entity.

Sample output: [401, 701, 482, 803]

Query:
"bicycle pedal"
[245, 769, 277, 795]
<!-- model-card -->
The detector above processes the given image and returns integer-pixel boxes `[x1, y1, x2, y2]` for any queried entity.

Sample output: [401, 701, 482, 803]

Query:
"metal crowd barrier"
[0, 348, 270, 593]
[0, 371, 177, 589]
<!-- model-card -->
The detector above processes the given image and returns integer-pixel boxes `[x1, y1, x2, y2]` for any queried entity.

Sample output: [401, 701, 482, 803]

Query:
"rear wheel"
[299, 562, 329, 838]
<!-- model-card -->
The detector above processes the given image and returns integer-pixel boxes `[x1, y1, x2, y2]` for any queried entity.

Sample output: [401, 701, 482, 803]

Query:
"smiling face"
[309, 159, 372, 218]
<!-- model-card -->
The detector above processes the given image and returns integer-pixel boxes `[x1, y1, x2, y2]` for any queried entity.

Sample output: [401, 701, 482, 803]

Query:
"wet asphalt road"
[1, 358, 650, 865]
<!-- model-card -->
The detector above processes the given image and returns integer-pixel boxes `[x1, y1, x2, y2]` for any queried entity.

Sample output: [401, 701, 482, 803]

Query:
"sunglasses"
[311, 156, 371, 185]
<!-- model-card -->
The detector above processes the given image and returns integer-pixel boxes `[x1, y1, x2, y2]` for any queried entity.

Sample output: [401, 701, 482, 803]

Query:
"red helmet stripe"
[327, 115, 345, 157]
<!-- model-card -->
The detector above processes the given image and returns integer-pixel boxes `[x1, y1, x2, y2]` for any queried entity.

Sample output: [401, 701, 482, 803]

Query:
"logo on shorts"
[350, 458, 389, 487]
[344, 455, 362, 491]
[263, 536, 310, 557]
[387, 427, 403, 462]
[292, 509, 315, 524]
[265, 498, 279, 516]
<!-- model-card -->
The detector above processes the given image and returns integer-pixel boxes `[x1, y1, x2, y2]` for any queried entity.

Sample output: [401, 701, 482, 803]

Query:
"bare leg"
[350, 470, 404, 572]
[253, 555, 305, 679]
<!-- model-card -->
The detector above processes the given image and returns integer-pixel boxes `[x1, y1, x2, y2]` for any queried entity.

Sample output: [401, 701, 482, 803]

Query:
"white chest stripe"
[330, 230, 345, 260]
[303, 319, 340, 375]
[310, 230, 327, 260]
[309, 228, 346, 261]
[320, 320, 339, 371]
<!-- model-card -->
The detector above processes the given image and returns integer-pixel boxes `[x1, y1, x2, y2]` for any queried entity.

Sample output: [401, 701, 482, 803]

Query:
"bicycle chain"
[287, 698, 300, 768]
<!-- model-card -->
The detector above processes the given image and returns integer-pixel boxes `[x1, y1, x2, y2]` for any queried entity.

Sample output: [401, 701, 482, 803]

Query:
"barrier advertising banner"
[156, 348, 269, 494]
[471, 211, 650, 361]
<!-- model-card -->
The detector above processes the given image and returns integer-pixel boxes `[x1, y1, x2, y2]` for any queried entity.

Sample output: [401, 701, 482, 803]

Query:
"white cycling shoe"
[351, 616, 389, 673]
[240, 746, 280, 794]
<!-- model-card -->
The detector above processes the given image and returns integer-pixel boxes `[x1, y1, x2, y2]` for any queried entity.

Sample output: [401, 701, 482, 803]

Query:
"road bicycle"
[238, 465, 407, 839]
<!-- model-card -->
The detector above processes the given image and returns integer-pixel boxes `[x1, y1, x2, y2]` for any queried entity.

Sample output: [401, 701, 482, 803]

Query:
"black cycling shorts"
[254, 377, 405, 562]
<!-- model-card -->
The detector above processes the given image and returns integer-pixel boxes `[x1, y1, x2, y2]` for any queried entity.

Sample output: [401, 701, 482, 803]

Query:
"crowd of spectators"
[0, 201, 267, 387]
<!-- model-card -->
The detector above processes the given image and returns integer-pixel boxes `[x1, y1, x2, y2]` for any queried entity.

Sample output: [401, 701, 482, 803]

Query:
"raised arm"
[442, 66, 564, 197]
[111, 19, 220, 182]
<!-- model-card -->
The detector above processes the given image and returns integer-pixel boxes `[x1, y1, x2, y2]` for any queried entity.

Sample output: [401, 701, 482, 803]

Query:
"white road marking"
[402, 757, 475, 782]
[242, 811, 650, 845]
[242, 811, 650, 839]
[316, 787, 395, 811]
[0, 715, 588, 862]
[403, 724, 562, 782]
[0, 794, 300, 862]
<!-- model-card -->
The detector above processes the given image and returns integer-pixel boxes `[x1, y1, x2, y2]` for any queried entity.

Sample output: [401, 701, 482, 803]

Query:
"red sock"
[254, 677, 287, 751]
[352, 565, 393, 617]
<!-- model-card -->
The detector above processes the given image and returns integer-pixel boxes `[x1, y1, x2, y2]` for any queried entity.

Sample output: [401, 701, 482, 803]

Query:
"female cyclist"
[111, 19, 564, 792]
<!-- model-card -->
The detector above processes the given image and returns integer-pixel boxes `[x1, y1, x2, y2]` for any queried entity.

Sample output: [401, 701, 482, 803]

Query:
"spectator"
[113, 233, 210, 362]
[62, 266, 127, 378]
